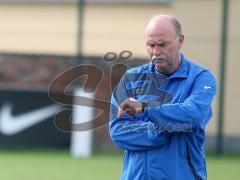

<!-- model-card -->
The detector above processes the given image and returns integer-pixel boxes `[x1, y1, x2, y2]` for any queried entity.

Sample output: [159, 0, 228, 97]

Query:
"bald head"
[145, 15, 182, 39]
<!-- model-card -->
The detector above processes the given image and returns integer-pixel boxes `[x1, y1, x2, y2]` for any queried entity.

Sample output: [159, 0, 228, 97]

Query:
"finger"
[125, 108, 136, 115]
[118, 108, 123, 117]
[120, 103, 130, 111]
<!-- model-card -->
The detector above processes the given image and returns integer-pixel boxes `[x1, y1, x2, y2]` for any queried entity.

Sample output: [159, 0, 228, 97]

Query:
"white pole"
[70, 87, 94, 158]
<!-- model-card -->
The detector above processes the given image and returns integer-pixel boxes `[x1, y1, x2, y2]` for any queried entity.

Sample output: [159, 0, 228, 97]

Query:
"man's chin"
[153, 60, 167, 68]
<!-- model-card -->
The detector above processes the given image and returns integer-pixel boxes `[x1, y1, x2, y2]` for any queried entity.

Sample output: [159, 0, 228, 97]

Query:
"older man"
[109, 15, 216, 180]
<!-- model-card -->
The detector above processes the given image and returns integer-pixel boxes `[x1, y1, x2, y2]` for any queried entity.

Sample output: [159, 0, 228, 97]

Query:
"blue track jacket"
[109, 54, 217, 180]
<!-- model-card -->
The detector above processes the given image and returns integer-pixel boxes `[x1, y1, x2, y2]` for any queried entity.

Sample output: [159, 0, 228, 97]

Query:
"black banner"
[0, 89, 70, 148]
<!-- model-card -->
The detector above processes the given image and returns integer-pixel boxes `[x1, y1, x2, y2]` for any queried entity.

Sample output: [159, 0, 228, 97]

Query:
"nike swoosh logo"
[0, 103, 61, 136]
[204, 85, 212, 90]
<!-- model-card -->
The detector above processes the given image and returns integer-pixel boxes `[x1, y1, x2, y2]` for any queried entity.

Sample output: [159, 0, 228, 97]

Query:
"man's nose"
[153, 46, 162, 55]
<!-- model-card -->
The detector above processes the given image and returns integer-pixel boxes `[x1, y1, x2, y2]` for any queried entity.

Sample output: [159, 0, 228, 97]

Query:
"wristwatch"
[140, 100, 149, 112]
[140, 100, 161, 112]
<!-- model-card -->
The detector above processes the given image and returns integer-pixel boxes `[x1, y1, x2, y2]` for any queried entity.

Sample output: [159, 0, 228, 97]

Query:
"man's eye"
[159, 43, 166, 47]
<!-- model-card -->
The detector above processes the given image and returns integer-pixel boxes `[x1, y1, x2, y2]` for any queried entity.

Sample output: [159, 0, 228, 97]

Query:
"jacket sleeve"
[145, 70, 217, 132]
[109, 73, 169, 151]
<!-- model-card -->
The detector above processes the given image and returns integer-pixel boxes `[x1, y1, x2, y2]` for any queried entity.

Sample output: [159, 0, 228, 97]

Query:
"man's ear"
[178, 34, 184, 48]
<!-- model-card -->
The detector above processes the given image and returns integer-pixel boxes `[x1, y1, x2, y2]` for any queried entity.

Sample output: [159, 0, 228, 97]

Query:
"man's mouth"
[153, 59, 166, 63]
[154, 59, 165, 61]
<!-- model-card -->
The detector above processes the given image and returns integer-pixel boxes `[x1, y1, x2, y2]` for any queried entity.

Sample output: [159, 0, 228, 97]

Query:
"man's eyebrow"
[147, 41, 170, 45]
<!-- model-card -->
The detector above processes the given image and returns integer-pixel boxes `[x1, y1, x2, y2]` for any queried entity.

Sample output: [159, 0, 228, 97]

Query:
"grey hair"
[170, 16, 182, 37]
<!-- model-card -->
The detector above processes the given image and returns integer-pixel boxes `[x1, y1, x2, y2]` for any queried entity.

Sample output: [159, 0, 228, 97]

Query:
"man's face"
[145, 27, 184, 74]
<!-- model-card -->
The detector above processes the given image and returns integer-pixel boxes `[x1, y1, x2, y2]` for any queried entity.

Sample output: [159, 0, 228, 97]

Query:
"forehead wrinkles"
[146, 35, 172, 44]
[145, 26, 176, 43]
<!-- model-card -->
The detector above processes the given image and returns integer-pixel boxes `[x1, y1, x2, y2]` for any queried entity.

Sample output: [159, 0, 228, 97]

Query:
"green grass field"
[0, 149, 239, 180]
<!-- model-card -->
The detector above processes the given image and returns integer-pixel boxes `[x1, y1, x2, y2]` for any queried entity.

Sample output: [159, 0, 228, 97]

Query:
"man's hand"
[118, 98, 144, 117]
